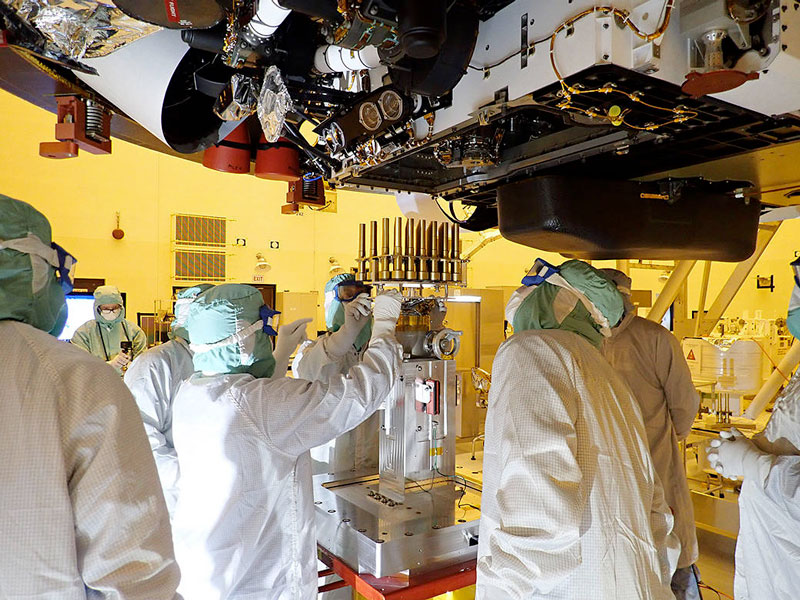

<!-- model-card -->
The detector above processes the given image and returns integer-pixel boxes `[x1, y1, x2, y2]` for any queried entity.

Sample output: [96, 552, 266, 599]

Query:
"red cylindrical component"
[202, 123, 252, 174]
[255, 135, 301, 182]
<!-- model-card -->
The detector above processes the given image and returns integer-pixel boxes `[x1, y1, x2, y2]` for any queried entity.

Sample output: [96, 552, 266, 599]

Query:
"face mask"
[99, 308, 122, 322]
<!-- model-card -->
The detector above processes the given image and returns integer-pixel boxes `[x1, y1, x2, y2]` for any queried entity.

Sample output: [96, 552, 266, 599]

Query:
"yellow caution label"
[429, 447, 443, 456]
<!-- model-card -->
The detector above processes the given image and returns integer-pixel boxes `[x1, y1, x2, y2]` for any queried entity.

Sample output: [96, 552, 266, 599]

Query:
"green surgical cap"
[509, 259, 624, 347]
[186, 283, 275, 377]
[172, 283, 214, 341]
[0, 195, 68, 336]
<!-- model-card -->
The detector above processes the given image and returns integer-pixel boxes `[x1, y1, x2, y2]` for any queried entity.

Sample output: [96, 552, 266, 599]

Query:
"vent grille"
[174, 214, 226, 248]
[174, 250, 226, 282]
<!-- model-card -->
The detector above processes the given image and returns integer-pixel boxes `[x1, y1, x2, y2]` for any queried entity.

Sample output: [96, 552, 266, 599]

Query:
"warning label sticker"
[686, 349, 696, 361]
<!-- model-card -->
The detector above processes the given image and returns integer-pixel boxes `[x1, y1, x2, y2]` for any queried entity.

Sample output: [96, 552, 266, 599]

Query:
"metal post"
[392, 217, 404, 280]
[407, 218, 418, 280]
[429, 222, 440, 281]
[420, 220, 430, 281]
[647, 260, 697, 324]
[744, 339, 800, 419]
[380, 218, 390, 280]
[694, 261, 711, 337]
[358, 223, 367, 280]
[369, 220, 378, 283]
[695, 223, 781, 336]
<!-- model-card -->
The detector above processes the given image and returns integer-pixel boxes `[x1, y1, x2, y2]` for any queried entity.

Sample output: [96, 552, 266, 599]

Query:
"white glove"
[107, 352, 131, 371]
[706, 428, 770, 480]
[326, 293, 373, 356]
[370, 290, 403, 341]
[272, 318, 313, 378]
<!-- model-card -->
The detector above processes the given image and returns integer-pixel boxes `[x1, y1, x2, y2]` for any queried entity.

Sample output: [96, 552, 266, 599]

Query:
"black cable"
[96, 321, 109, 362]
[282, 122, 338, 173]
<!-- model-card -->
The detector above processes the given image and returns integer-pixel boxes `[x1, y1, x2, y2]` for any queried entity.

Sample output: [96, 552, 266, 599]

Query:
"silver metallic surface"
[379, 359, 456, 502]
[314, 472, 481, 578]
[8, 0, 158, 59]
[257, 65, 292, 143]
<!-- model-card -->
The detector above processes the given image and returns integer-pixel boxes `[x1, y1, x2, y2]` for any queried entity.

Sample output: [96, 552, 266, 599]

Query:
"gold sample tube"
[451, 223, 461, 283]
[357, 223, 367, 280]
[417, 220, 427, 281]
[429, 221, 440, 281]
[393, 217, 403, 255]
[407, 218, 418, 280]
[392, 217, 405, 279]
[380, 218, 390, 280]
[358, 223, 366, 259]
[369, 220, 379, 282]
[439, 222, 449, 282]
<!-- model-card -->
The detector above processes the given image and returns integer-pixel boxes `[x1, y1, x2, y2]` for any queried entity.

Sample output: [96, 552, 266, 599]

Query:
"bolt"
[602, 54, 610, 60]
[369, 5, 378, 15]
[328, 509, 336, 513]
[404, 532, 414, 536]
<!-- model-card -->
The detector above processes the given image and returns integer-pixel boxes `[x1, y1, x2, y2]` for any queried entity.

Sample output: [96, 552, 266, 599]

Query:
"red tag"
[0, 30, 9, 47]
[163, 0, 181, 23]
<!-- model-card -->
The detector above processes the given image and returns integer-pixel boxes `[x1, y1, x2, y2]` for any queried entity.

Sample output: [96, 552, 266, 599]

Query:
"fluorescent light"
[446, 295, 481, 303]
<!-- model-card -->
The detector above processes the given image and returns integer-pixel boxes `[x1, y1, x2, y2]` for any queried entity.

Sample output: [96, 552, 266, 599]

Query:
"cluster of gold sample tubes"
[357, 217, 466, 285]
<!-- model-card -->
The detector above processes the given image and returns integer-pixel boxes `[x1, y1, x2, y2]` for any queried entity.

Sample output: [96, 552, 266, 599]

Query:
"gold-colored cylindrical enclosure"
[380, 218, 391, 279]
[369, 220, 379, 281]
[429, 221, 440, 281]
[392, 217, 405, 279]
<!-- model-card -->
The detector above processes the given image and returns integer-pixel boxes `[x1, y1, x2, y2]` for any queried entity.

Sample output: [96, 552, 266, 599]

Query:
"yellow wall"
[0, 90, 404, 328]
[1, 87, 799, 334]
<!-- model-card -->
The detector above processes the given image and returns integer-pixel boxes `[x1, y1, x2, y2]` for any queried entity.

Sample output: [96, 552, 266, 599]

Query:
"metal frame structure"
[646, 222, 782, 333]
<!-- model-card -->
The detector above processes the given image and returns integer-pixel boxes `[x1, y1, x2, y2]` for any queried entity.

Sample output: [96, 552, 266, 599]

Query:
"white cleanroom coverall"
[171, 336, 400, 600]
[293, 336, 380, 473]
[0, 320, 182, 599]
[476, 329, 677, 600]
[124, 337, 194, 517]
[603, 312, 700, 569]
[731, 369, 800, 599]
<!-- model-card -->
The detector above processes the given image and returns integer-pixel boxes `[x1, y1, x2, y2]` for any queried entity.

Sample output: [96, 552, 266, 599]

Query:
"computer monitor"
[58, 293, 96, 341]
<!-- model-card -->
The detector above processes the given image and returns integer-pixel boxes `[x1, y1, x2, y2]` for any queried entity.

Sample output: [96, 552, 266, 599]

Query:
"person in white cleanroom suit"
[476, 258, 678, 600]
[124, 283, 213, 517]
[601, 269, 701, 600]
[170, 283, 402, 600]
[0, 194, 181, 599]
[293, 273, 377, 474]
[706, 257, 800, 600]
[71, 283, 148, 373]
